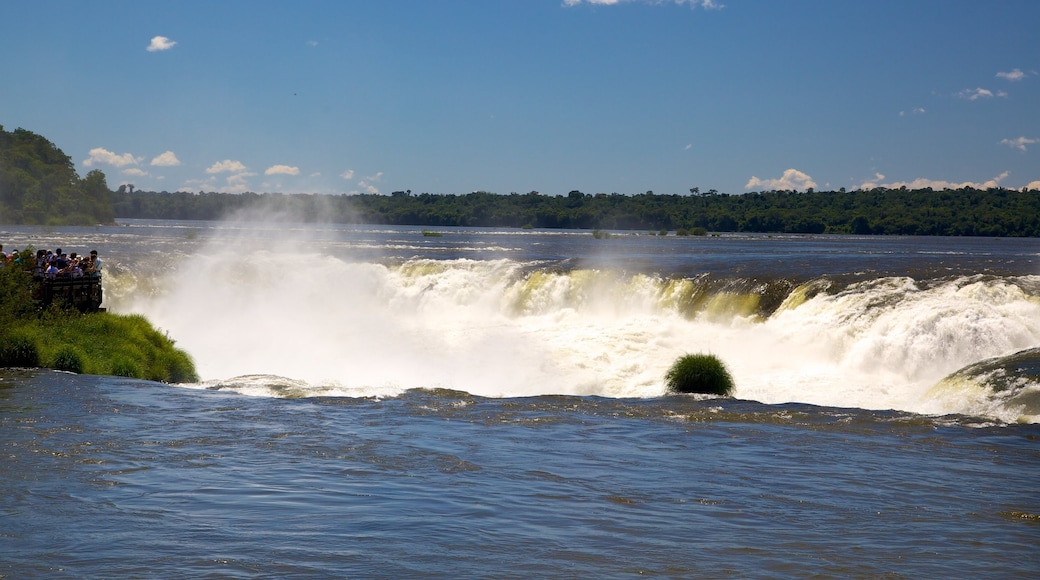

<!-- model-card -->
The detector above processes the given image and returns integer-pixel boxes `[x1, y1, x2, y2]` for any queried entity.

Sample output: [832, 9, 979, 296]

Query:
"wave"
[108, 249, 1040, 422]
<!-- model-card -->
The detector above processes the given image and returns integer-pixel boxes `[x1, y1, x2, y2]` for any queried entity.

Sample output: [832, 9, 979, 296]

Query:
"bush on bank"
[0, 248, 198, 383]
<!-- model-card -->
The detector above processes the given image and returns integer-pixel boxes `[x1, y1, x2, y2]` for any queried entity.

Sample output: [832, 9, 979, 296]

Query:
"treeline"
[3, 124, 1037, 236]
[0, 125, 114, 225]
[112, 187, 1040, 237]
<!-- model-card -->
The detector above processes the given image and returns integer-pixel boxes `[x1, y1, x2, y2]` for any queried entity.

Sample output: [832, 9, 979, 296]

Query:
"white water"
[118, 234, 1040, 421]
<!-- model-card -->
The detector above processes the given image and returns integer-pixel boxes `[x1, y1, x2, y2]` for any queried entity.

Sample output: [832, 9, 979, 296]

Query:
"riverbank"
[0, 248, 198, 383]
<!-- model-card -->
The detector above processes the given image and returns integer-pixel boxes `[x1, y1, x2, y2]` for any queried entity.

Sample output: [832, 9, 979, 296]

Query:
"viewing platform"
[35, 275, 104, 313]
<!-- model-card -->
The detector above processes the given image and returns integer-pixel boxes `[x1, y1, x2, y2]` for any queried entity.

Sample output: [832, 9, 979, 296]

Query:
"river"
[2, 219, 1038, 576]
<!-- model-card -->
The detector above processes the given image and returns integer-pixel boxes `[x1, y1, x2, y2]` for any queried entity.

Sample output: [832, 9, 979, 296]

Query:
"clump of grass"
[665, 353, 734, 396]
[51, 345, 85, 373]
[422, 230, 443, 237]
[111, 356, 143, 379]
[0, 330, 41, 368]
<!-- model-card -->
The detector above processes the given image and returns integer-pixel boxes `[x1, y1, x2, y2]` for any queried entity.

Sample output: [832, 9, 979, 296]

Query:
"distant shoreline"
[107, 187, 1040, 238]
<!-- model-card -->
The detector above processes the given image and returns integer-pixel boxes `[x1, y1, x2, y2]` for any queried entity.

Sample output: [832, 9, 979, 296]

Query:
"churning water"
[2, 219, 1039, 576]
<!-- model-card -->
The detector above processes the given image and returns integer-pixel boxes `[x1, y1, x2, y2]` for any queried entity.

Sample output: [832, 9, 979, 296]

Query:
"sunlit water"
[2, 219, 1039, 576]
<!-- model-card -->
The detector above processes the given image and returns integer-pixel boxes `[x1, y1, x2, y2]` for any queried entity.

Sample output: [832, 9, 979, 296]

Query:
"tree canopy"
[112, 186, 1040, 237]
[0, 125, 114, 225]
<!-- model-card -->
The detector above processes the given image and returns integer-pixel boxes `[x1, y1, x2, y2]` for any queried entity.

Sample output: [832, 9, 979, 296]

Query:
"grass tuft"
[51, 345, 85, 373]
[0, 331, 41, 368]
[665, 353, 735, 396]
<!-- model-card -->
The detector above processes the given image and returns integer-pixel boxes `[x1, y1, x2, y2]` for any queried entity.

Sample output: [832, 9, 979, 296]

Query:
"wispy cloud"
[150, 151, 181, 166]
[340, 169, 355, 180]
[745, 168, 817, 191]
[265, 164, 300, 176]
[1001, 136, 1037, 152]
[564, 0, 723, 9]
[123, 168, 149, 177]
[957, 87, 1007, 101]
[859, 171, 1010, 191]
[996, 68, 1026, 81]
[224, 173, 253, 192]
[146, 36, 177, 52]
[351, 172, 384, 194]
[206, 160, 247, 174]
[899, 107, 926, 117]
[83, 147, 141, 168]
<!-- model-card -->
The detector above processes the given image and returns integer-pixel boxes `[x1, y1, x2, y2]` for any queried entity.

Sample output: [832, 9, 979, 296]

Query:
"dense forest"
[0, 125, 114, 225]
[111, 186, 1040, 237]
[2, 124, 1038, 236]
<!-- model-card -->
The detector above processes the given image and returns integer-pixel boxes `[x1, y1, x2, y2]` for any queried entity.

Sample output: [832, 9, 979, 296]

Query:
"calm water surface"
[3, 371, 1039, 577]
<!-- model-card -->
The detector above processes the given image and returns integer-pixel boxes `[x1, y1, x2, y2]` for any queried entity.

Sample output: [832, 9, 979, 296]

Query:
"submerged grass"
[0, 248, 198, 382]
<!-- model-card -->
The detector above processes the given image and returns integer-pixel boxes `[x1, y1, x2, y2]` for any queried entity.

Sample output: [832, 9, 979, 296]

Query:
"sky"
[1, 0, 1038, 196]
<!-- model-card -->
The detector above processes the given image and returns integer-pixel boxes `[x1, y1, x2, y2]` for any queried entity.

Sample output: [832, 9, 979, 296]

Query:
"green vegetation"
[111, 187, 1040, 237]
[0, 125, 114, 225]
[665, 353, 735, 396]
[0, 249, 198, 382]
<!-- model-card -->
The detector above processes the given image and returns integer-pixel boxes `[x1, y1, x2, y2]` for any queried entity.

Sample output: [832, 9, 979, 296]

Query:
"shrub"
[111, 356, 143, 379]
[0, 331, 40, 368]
[51, 345, 85, 373]
[665, 353, 734, 396]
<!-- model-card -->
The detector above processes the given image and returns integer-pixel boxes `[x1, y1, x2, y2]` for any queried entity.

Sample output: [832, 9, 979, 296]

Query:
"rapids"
[76, 220, 1039, 423]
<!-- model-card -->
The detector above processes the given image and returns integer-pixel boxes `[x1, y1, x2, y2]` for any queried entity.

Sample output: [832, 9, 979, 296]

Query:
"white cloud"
[355, 177, 381, 194]
[226, 173, 250, 187]
[122, 168, 149, 177]
[564, 0, 723, 8]
[1001, 136, 1037, 152]
[265, 164, 300, 176]
[684, 143, 692, 150]
[146, 36, 177, 52]
[83, 147, 141, 167]
[957, 87, 1007, 100]
[206, 159, 247, 174]
[150, 150, 181, 166]
[899, 108, 925, 117]
[340, 169, 355, 180]
[307, 40, 319, 47]
[859, 171, 1011, 191]
[1026, 180, 1040, 191]
[996, 68, 1025, 81]
[745, 168, 817, 191]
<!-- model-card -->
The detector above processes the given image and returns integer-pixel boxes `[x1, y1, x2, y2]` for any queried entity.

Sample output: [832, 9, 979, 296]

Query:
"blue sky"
[2, 0, 1037, 196]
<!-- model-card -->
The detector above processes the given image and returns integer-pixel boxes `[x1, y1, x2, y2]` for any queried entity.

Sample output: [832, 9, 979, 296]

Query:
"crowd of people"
[0, 244, 103, 280]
